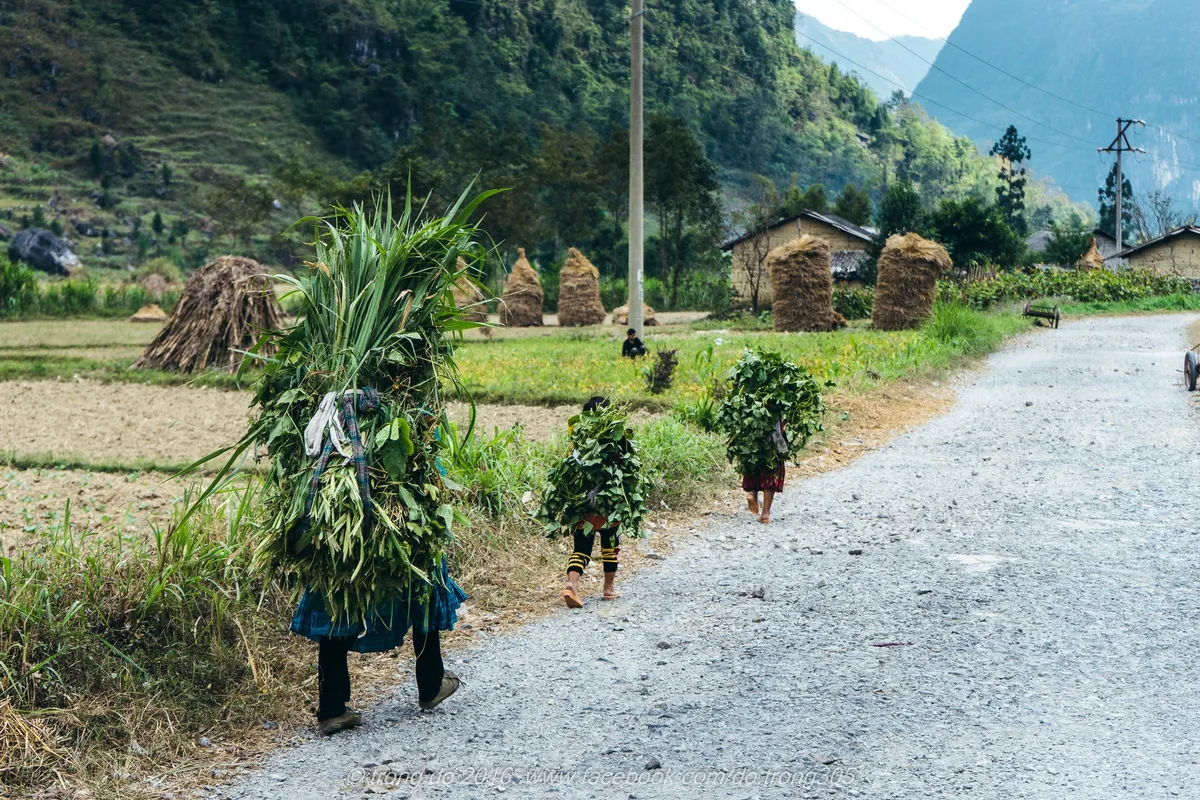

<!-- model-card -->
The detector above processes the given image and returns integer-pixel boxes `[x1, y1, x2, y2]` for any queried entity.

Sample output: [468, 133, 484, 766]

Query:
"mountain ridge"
[795, 12, 942, 99]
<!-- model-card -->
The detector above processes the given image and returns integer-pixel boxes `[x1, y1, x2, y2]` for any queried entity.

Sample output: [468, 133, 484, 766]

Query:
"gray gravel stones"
[225, 314, 1200, 800]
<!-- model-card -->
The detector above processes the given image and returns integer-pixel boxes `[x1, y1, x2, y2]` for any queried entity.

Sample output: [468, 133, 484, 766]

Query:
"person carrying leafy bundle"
[716, 348, 826, 524]
[538, 396, 648, 608]
[184, 189, 497, 735]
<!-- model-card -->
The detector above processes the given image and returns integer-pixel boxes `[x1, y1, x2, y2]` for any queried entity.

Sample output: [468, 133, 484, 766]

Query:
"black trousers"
[317, 629, 446, 720]
[567, 528, 621, 576]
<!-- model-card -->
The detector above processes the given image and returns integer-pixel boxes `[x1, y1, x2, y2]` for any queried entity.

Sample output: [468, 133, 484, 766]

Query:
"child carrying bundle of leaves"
[538, 397, 648, 608]
[187, 188, 497, 734]
[716, 348, 826, 524]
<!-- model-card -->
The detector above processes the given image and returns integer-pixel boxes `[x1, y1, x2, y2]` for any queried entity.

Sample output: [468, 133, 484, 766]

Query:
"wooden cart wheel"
[1185, 350, 1198, 392]
[1053, 308, 1061, 329]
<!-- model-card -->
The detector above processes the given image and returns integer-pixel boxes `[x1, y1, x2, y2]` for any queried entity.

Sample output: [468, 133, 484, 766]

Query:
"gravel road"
[225, 314, 1200, 799]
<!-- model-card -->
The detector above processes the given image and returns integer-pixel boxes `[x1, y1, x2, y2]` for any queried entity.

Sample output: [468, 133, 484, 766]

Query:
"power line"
[794, 31, 1093, 155]
[822, 0, 1097, 147]
[858, 0, 1200, 149]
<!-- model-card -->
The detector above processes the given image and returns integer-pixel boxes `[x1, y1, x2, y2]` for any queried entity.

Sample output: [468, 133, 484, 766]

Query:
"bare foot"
[601, 589, 621, 601]
[758, 514, 771, 525]
[746, 493, 759, 514]
[561, 586, 583, 608]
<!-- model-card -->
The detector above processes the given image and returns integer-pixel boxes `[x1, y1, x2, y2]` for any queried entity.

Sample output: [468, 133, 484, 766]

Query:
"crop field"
[0, 304, 1026, 795]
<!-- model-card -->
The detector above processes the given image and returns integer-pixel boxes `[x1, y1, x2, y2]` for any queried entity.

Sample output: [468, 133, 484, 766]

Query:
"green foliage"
[940, 268, 1193, 309]
[782, 182, 828, 216]
[921, 302, 1015, 357]
[715, 348, 826, 477]
[190, 188, 496, 624]
[1098, 163, 1135, 246]
[989, 125, 1031, 235]
[833, 184, 873, 226]
[929, 196, 1025, 269]
[833, 286, 875, 320]
[0, 255, 38, 316]
[135, 256, 184, 284]
[646, 115, 722, 309]
[643, 349, 679, 395]
[537, 403, 649, 540]
[673, 342, 725, 431]
[440, 407, 537, 518]
[200, 177, 275, 246]
[1040, 225, 1094, 266]
[865, 178, 928, 283]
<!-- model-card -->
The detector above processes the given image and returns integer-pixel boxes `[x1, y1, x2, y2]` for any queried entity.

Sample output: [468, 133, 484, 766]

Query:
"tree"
[1097, 163, 1135, 246]
[645, 115, 722, 309]
[1130, 189, 1193, 243]
[200, 177, 274, 248]
[152, 212, 165, 236]
[989, 126, 1031, 235]
[1041, 225, 1093, 266]
[781, 181, 827, 216]
[929, 196, 1024, 269]
[534, 124, 603, 256]
[731, 176, 781, 315]
[864, 178, 926, 283]
[832, 184, 872, 226]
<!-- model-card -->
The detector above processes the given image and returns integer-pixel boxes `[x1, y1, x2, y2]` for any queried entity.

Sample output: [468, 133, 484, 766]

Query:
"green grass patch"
[1060, 293, 1200, 316]
[456, 310, 1032, 409]
[0, 353, 253, 389]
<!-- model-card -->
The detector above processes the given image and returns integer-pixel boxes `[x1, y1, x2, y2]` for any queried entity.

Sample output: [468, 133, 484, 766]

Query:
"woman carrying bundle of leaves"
[716, 349, 826, 524]
[187, 189, 496, 734]
[538, 396, 648, 608]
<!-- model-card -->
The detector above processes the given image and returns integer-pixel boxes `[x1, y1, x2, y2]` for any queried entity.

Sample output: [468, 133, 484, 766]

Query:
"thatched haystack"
[452, 257, 488, 323]
[557, 247, 606, 327]
[1075, 237, 1106, 270]
[873, 233, 952, 330]
[611, 303, 659, 326]
[767, 235, 836, 332]
[499, 247, 544, 327]
[133, 256, 283, 373]
[129, 303, 168, 323]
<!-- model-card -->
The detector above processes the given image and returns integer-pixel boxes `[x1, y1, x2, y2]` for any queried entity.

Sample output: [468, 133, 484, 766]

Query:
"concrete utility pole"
[627, 0, 645, 338]
[1099, 118, 1145, 250]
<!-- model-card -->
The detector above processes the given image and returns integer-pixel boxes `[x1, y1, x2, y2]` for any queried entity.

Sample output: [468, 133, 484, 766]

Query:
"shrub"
[643, 348, 678, 394]
[136, 256, 184, 283]
[0, 255, 38, 316]
[921, 302, 1013, 356]
[942, 268, 1193, 309]
[832, 286, 874, 320]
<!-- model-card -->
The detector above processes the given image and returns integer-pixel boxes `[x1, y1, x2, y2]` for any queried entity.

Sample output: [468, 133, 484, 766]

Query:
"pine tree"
[989, 126, 1031, 235]
[1097, 163, 1135, 246]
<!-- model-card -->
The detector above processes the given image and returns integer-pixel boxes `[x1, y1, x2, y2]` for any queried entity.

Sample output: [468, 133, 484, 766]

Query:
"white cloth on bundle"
[304, 391, 354, 462]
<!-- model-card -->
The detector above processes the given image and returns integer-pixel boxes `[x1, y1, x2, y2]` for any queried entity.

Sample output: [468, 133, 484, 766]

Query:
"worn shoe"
[418, 672, 461, 710]
[317, 710, 362, 736]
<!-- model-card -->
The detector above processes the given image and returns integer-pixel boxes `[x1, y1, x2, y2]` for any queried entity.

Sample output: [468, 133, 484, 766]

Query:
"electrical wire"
[857, 0, 1200, 149]
[821, 0, 1097, 146]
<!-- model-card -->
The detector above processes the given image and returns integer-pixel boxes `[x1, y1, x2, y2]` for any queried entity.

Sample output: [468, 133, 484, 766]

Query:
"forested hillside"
[2, 0, 1020, 281]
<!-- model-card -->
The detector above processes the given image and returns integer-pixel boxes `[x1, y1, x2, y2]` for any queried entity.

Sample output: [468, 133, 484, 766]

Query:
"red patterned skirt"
[742, 466, 785, 493]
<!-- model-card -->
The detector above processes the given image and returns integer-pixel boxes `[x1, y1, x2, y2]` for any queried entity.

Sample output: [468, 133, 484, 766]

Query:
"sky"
[794, 0, 972, 41]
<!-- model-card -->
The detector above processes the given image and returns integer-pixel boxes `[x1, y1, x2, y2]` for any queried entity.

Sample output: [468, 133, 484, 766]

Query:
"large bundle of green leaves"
[189, 190, 495, 623]
[537, 404, 648, 540]
[715, 348, 826, 477]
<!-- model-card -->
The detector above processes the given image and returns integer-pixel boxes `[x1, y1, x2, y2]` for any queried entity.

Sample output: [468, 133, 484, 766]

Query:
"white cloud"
[794, 0, 971, 41]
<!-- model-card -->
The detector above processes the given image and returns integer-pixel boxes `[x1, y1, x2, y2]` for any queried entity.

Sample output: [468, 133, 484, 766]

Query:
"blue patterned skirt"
[290, 559, 468, 653]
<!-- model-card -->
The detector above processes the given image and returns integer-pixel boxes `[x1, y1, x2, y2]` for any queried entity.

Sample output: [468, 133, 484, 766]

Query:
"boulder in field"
[7, 227, 80, 275]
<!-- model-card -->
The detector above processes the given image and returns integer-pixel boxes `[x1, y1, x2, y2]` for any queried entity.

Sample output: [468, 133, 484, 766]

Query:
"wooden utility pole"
[1099, 118, 1145, 249]
[627, 0, 645, 337]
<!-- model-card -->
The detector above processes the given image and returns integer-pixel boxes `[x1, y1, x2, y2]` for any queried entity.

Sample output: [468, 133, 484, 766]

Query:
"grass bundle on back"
[187, 189, 497, 625]
[537, 403, 649, 540]
[715, 348, 827, 478]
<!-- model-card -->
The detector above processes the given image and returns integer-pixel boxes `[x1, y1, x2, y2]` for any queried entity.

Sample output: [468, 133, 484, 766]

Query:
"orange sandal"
[561, 588, 583, 608]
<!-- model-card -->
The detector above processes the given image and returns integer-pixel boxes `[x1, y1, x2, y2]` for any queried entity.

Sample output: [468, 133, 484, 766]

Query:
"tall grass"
[0, 483, 307, 789]
[920, 301, 1019, 357]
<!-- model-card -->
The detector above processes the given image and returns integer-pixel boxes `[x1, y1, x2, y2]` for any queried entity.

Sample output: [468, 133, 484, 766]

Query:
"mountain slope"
[0, 0, 996, 276]
[914, 0, 1200, 212]
[795, 13, 942, 99]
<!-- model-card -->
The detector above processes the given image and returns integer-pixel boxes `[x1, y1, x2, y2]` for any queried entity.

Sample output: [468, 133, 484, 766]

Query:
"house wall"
[1127, 237, 1200, 277]
[730, 217, 867, 307]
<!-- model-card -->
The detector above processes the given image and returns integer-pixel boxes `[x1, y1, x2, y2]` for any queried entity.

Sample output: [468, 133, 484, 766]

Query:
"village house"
[722, 209, 873, 308]
[1117, 225, 1200, 277]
